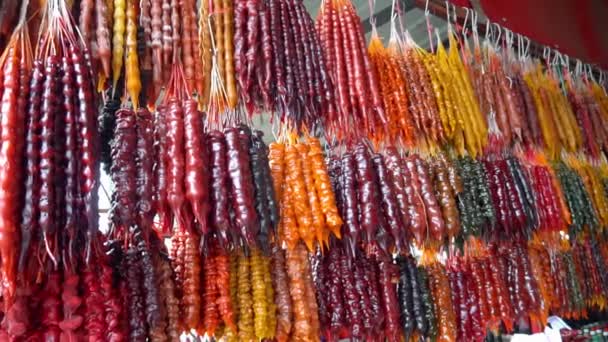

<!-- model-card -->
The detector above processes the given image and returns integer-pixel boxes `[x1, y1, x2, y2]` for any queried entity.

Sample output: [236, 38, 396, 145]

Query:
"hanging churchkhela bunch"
[315, 0, 385, 140]
[0, 5, 32, 305]
[224, 0, 334, 128]
[78, 0, 112, 82]
[328, 143, 461, 255]
[367, 22, 415, 146]
[2, 0, 608, 340]
[102, 1, 173, 337]
[311, 243, 396, 342]
[199, 0, 238, 111]
[398, 32, 447, 145]
[107, 72, 162, 342]
[268, 136, 342, 252]
[0, 0, 123, 340]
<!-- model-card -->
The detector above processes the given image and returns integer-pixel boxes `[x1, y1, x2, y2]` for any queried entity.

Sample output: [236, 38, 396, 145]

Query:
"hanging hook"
[368, 0, 377, 29]
[471, 10, 479, 48]
[522, 35, 528, 61]
[435, 27, 442, 45]
[558, 51, 566, 67]
[393, 0, 401, 16]
[580, 61, 585, 77]
[444, 0, 452, 34]
[424, 0, 434, 52]
[582, 64, 589, 81]
[587, 64, 596, 82]
[472, 9, 478, 31]
[462, 7, 470, 37]
[559, 52, 568, 74]
[517, 34, 523, 60]
[396, 0, 407, 39]
[388, 11, 399, 43]
[492, 23, 502, 46]
[426, 19, 435, 52]
[485, 18, 491, 41]
[503, 28, 512, 55]
[551, 50, 559, 67]
[505, 29, 515, 46]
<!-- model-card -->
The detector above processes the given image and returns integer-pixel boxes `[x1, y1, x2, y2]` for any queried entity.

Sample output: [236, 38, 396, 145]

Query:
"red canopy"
[449, 0, 608, 70]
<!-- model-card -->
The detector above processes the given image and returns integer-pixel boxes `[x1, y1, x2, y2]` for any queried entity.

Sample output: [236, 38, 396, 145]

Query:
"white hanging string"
[424, 0, 434, 52]
[437, 2, 607, 85]
[462, 7, 470, 37]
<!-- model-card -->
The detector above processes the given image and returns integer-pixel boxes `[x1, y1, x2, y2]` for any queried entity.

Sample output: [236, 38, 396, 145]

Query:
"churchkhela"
[0, 0, 607, 340]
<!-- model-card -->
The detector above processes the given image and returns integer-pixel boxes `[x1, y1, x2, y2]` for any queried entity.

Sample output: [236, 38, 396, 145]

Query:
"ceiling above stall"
[447, 0, 608, 70]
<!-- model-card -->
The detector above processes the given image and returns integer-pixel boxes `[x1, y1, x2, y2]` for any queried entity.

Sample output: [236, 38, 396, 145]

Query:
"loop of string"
[493, 23, 502, 47]
[472, 10, 480, 48]
[452, 4, 458, 30]
[587, 64, 595, 82]
[551, 50, 559, 67]
[505, 29, 513, 48]
[389, 0, 400, 44]
[445, 0, 452, 34]
[581, 63, 587, 80]
[503, 28, 511, 57]
[424, 0, 433, 52]
[435, 27, 441, 47]
[485, 18, 491, 41]
[557, 51, 565, 66]
[517, 34, 523, 60]
[543, 47, 550, 68]
[392, 0, 401, 22]
[426, 16, 434, 52]
[462, 7, 469, 37]
[396, 0, 406, 38]
[368, 0, 376, 29]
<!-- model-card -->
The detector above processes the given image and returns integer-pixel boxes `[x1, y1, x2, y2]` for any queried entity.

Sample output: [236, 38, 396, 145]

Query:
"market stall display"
[0, 0, 607, 340]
